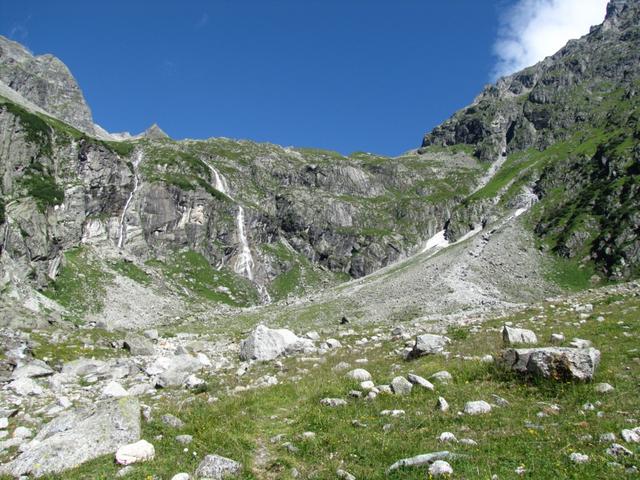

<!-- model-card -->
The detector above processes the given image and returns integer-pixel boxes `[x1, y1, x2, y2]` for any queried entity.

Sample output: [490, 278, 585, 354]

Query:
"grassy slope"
[31, 283, 640, 480]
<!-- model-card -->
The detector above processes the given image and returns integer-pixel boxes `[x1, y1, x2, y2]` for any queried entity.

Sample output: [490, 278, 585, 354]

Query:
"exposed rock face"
[502, 347, 601, 381]
[0, 397, 140, 478]
[0, 35, 95, 134]
[239, 325, 313, 361]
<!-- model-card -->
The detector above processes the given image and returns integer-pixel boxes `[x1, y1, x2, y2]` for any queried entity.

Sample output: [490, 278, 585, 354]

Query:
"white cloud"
[492, 0, 609, 78]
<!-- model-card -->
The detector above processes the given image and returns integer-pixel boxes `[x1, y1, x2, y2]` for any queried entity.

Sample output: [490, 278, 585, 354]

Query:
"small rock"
[380, 409, 405, 417]
[0, 418, 8, 429]
[116, 465, 135, 477]
[12, 427, 32, 439]
[436, 397, 449, 412]
[346, 369, 371, 382]
[431, 371, 452, 383]
[8, 377, 44, 396]
[491, 394, 509, 407]
[600, 433, 617, 442]
[407, 373, 434, 391]
[621, 428, 640, 443]
[607, 443, 633, 457]
[460, 438, 478, 446]
[391, 376, 413, 395]
[171, 474, 190, 480]
[320, 398, 347, 407]
[429, 460, 453, 477]
[550, 333, 565, 343]
[161, 414, 185, 429]
[176, 435, 193, 445]
[569, 452, 589, 464]
[570, 338, 592, 349]
[502, 326, 537, 345]
[464, 401, 492, 415]
[595, 383, 614, 393]
[360, 381, 375, 390]
[408, 334, 450, 358]
[195, 454, 242, 479]
[123, 334, 155, 356]
[102, 381, 129, 398]
[325, 338, 342, 349]
[115, 440, 155, 465]
[336, 468, 356, 480]
[438, 432, 457, 443]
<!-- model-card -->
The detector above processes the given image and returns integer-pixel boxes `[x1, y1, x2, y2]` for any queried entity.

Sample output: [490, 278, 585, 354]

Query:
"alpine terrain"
[0, 1, 639, 478]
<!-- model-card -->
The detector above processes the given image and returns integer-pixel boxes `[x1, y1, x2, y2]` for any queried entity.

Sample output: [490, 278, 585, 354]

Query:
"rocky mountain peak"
[605, 0, 634, 21]
[0, 35, 95, 135]
[144, 123, 170, 140]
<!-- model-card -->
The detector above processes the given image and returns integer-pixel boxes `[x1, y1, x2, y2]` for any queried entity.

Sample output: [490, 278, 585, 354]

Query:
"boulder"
[0, 397, 140, 478]
[239, 325, 314, 362]
[195, 454, 242, 479]
[8, 377, 45, 396]
[123, 334, 155, 356]
[150, 355, 202, 388]
[502, 326, 537, 345]
[408, 334, 450, 358]
[501, 347, 600, 381]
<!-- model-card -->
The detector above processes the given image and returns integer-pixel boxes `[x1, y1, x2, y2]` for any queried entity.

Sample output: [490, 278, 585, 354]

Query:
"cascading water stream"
[117, 151, 143, 249]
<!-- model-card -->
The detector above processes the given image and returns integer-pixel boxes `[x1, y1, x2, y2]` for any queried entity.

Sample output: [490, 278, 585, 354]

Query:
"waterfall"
[234, 206, 254, 280]
[205, 162, 258, 283]
[117, 151, 143, 249]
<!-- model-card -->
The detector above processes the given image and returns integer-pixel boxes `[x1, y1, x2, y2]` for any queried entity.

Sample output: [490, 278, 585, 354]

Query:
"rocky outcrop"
[0, 397, 141, 478]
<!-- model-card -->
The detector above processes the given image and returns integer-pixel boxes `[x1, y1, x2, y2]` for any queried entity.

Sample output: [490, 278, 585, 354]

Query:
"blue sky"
[0, 0, 608, 156]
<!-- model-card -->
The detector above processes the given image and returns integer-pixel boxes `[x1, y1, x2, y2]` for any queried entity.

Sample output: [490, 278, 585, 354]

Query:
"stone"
[320, 398, 347, 407]
[115, 439, 155, 465]
[570, 338, 593, 349]
[61, 358, 106, 377]
[380, 410, 405, 417]
[13, 426, 32, 439]
[436, 397, 449, 412]
[116, 465, 135, 477]
[162, 414, 185, 429]
[346, 369, 372, 382]
[429, 460, 453, 477]
[0, 418, 8, 429]
[143, 329, 159, 341]
[239, 325, 313, 361]
[0, 398, 141, 478]
[391, 376, 413, 395]
[123, 334, 155, 356]
[595, 383, 614, 393]
[408, 334, 450, 358]
[151, 355, 203, 388]
[360, 381, 375, 390]
[502, 326, 537, 345]
[102, 381, 129, 398]
[607, 443, 633, 457]
[431, 371, 453, 383]
[438, 432, 457, 443]
[464, 401, 492, 415]
[550, 333, 565, 343]
[325, 338, 342, 349]
[336, 469, 356, 480]
[8, 377, 44, 396]
[407, 373, 435, 391]
[172, 474, 190, 480]
[176, 434, 193, 445]
[501, 347, 600, 381]
[569, 452, 589, 464]
[600, 433, 617, 443]
[621, 428, 640, 443]
[195, 453, 242, 479]
[387, 452, 453, 473]
[11, 359, 54, 379]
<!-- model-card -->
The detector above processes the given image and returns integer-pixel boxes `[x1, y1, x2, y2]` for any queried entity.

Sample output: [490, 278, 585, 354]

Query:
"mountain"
[0, 0, 637, 325]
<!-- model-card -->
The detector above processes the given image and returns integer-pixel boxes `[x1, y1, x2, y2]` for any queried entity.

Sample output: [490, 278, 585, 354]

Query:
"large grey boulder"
[239, 325, 314, 361]
[195, 453, 242, 479]
[149, 355, 203, 388]
[408, 334, 450, 358]
[502, 347, 600, 381]
[502, 326, 537, 345]
[10, 359, 54, 380]
[123, 334, 155, 356]
[0, 397, 140, 478]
